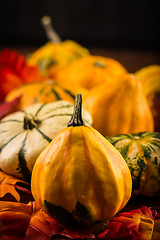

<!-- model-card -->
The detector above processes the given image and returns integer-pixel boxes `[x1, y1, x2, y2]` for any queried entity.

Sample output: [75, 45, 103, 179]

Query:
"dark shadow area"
[0, 0, 159, 51]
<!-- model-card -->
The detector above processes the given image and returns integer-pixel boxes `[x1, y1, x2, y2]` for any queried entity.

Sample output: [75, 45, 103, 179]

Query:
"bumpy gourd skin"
[31, 94, 132, 225]
[107, 132, 160, 197]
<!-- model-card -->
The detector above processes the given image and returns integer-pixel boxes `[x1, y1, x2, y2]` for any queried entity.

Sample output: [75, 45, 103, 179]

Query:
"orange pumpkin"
[5, 79, 88, 110]
[54, 55, 127, 90]
[31, 93, 132, 225]
[83, 73, 154, 136]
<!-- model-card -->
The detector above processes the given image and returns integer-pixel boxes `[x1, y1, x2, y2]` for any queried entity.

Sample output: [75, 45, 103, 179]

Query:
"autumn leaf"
[152, 218, 160, 240]
[1, 201, 160, 240]
[0, 171, 31, 202]
[0, 48, 42, 101]
[0, 201, 33, 239]
[98, 206, 154, 240]
[0, 201, 95, 240]
[151, 206, 160, 240]
[0, 96, 21, 120]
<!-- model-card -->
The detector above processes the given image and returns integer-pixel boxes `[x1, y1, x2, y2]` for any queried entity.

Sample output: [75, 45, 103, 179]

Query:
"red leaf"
[0, 97, 21, 120]
[0, 49, 42, 101]
[98, 206, 154, 240]
[1, 200, 159, 240]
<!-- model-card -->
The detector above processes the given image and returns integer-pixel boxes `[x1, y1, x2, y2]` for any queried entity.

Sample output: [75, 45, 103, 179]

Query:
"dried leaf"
[0, 171, 31, 202]
[0, 201, 95, 239]
[152, 219, 160, 240]
[0, 201, 33, 239]
[0, 48, 42, 101]
[98, 206, 154, 240]
[0, 97, 21, 120]
[1, 201, 160, 240]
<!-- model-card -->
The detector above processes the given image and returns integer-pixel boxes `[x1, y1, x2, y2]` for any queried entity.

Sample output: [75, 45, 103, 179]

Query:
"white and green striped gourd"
[0, 100, 92, 181]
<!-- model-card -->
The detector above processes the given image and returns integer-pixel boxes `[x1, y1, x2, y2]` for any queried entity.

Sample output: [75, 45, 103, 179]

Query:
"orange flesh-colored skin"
[135, 65, 160, 97]
[55, 55, 127, 90]
[135, 65, 160, 132]
[31, 125, 132, 222]
[5, 80, 88, 110]
[83, 73, 154, 137]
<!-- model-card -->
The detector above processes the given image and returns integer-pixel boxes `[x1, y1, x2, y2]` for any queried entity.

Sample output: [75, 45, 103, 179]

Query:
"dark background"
[0, 0, 159, 50]
[0, 0, 159, 72]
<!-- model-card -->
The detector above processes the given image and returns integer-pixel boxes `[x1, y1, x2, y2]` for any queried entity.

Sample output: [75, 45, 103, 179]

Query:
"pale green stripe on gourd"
[39, 104, 73, 116]
[0, 131, 23, 153]
[42, 113, 72, 121]
[34, 103, 46, 117]
[34, 127, 52, 143]
[0, 119, 22, 124]
[42, 113, 91, 126]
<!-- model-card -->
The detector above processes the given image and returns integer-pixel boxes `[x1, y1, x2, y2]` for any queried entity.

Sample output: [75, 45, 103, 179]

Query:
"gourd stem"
[23, 114, 40, 130]
[41, 16, 62, 43]
[68, 93, 85, 127]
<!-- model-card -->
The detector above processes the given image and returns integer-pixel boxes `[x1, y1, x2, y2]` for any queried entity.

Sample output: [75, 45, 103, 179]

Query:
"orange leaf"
[0, 201, 95, 239]
[0, 201, 160, 240]
[0, 171, 31, 202]
[0, 49, 42, 101]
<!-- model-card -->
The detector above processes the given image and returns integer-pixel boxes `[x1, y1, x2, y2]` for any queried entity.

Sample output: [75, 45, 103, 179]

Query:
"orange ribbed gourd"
[83, 73, 154, 137]
[5, 79, 88, 110]
[54, 55, 127, 90]
[31, 93, 132, 225]
[135, 65, 160, 132]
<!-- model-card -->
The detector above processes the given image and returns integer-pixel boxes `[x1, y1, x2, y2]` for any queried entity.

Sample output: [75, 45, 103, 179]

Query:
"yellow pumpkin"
[135, 65, 160, 132]
[54, 55, 127, 90]
[83, 73, 154, 136]
[5, 79, 88, 110]
[28, 40, 89, 77]
[31, 93, 132, 225]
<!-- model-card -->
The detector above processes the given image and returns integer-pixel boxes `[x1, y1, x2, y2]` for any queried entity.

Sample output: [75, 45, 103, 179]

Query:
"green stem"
[68, 93, 85, 127]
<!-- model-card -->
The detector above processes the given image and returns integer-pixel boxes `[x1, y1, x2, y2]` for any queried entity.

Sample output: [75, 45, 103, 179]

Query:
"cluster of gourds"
[0, 37, 160, 228]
